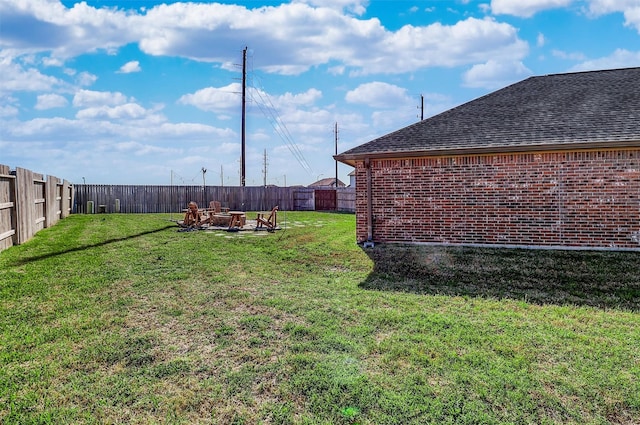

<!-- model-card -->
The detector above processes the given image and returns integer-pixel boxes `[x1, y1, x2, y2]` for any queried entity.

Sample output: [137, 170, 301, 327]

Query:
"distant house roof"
[335, 67, 640, 166]
[309, 178, 346, 187]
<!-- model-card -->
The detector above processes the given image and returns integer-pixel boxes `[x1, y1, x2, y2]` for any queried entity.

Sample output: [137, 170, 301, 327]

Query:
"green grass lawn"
[1, 212, 639, 424]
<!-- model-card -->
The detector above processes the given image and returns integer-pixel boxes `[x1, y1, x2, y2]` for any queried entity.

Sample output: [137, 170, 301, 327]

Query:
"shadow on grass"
[359, 244, 640, 311]
[8, 224, 176, 267]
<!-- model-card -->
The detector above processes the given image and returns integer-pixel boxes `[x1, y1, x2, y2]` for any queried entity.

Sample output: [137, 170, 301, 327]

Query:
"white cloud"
[491, 0, 573, 17]
[292, 0, 368, 15]
[35, 93, 68, 110]
[1, 1, 529, 77]
[462, 60, 532, 89]
[7, 116, 94, 138]
[0, 55, 64, 93]
[117, 60, 141, 73]
[537, 32, 545, 47]
[626, 7, 640, 32]
[180, 84, 321, 120]
[76, 71, 98, 86]
[42, 57, 64, 67]
[491, 0, 640, 31]
[273, 89, 323, 109]
[147, 122, 234, 140]
[178, 83, 242, 113]
[274, 107, 335, 140]
[3, 113, 233, 144]
[345, 82, 411, 108]
[552, 49, 587, 61]
[112, 140, 180, 156]
[587, 0, 640, 33]
[72, 89, 130, 107]
[569, 48, 640, 71]
[0, 104, 19, 117]
[344, 82, 423, 130]
[76, 103, 149, 120]
[352, 17, 528, 74]
[371, 109, 408, 129]
[328, 65, 346, 75]
[0, 0, 136, 58]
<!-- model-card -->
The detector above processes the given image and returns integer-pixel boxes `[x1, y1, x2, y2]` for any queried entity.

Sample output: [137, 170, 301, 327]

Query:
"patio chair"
[207, 201, 221, 214]
[255, 206, 278, 231]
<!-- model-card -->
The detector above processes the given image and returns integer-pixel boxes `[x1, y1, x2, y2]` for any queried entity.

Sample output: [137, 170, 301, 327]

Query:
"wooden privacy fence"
[297, 188, 356, 211]
[0, 164, 73, 252]
[73, 185, 356, 214]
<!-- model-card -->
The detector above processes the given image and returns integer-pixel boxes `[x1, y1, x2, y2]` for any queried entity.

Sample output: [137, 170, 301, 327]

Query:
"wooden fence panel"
[61, 180, 73, 218]
[294, 188, 314, 211]
[337, 188, 355, 212]
[0, 166, 73, 253]
[15, 167, 35, 244]
[34, 173, 46, 234]
[0, 164, 16, 251]
[74, 185, 299, 214]
[45, 175, 61, 228]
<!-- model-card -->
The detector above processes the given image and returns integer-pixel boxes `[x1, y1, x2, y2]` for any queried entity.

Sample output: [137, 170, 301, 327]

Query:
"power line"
[248, 69, 313, 176]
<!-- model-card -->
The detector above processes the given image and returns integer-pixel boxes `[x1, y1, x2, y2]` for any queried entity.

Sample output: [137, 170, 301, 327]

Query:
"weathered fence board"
[0, 164, 73, 253]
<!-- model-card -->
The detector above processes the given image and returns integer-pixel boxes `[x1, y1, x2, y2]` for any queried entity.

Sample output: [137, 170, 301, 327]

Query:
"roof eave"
[334, 140, 640, 166]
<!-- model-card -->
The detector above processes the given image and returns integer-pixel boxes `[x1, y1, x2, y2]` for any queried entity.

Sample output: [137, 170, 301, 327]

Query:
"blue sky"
[1, 0, 640, 186]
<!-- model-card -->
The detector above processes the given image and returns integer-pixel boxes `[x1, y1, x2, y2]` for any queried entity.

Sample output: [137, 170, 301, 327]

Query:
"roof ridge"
[540, 66, 640, 78]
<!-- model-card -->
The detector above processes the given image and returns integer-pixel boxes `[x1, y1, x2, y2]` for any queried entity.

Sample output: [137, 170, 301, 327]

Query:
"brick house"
[334, 67, 640, 250]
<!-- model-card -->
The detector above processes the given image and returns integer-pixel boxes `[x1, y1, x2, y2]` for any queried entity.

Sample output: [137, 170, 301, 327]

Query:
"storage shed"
[335, 67, 640, 250]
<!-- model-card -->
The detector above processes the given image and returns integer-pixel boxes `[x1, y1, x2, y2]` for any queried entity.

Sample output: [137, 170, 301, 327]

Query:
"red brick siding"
[354, 149, 640, 249]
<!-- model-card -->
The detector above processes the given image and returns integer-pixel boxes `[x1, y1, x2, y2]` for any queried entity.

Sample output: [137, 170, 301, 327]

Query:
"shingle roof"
[309, 177, 345, 187]
[335, 67, 640, 165]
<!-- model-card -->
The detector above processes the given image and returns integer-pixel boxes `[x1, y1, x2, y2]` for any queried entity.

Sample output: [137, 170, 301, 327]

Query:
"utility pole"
[262, 149, 268, 187]
[201, 167, 207, 189]
[334, 122, 339, 188]
[419, 94, 424, 120]
[241, 46, 247, 187]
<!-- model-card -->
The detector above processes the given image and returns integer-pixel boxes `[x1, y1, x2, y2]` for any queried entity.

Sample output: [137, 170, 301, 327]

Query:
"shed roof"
[335, 67, 640, 165]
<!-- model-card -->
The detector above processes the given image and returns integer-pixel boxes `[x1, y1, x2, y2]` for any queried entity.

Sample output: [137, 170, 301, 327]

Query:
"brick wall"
[354, 148, 640, 249]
